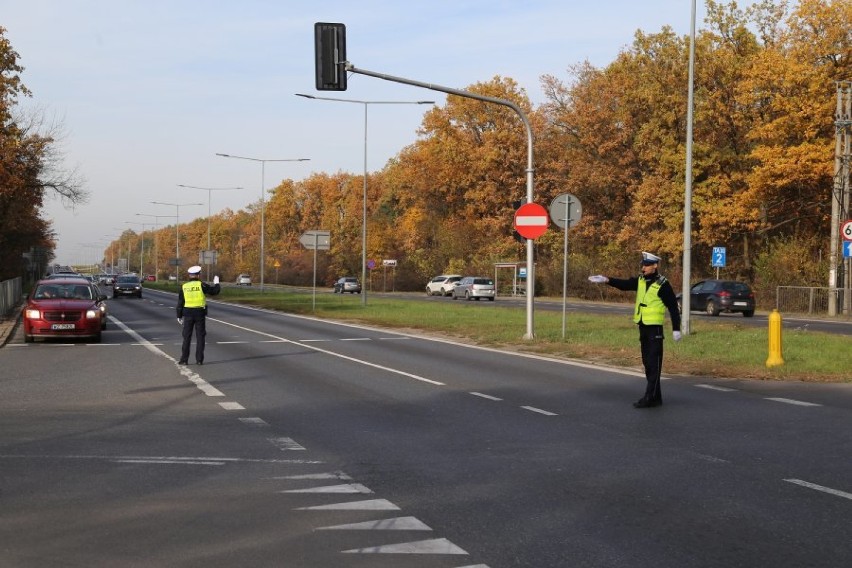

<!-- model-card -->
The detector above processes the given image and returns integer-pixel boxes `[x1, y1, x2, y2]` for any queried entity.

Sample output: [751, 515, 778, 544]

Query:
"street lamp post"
[295, 94, 434, 306]
[178, 184, 243, 280]
[150, 201, 204, 284]
[136, 213, 177, 281]
[215, 153, 309, 292]
[124, 221, 152, 274]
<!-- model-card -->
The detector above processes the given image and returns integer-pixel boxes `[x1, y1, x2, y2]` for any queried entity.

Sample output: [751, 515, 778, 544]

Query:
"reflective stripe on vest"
[633, 276, 666, 325]
[182, 281, 206, 309]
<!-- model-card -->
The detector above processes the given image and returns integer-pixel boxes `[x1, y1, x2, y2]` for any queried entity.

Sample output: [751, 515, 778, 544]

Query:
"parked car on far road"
[236, 273, 252, 286]
[426, 274, 462, 296]
[677, 279, 755, 317]
[452, 276, 496, 301]
[333, 277, 362, 294]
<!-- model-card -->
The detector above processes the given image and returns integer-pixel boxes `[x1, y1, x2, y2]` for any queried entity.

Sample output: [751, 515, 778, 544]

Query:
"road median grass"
[154, 283, 850, 382]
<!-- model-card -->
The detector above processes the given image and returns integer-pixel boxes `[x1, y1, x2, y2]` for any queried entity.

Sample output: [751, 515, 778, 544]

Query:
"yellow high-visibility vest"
[182, 281, 206, 308]
[633, 276, 666, 325]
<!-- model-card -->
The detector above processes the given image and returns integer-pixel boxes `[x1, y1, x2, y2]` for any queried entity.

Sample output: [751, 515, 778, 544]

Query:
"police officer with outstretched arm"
[176, 265, 221, 365]
[589, 252, 681, 408]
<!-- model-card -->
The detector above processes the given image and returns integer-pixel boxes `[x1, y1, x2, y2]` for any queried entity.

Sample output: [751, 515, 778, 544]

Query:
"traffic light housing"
[314, 22, 347, 91]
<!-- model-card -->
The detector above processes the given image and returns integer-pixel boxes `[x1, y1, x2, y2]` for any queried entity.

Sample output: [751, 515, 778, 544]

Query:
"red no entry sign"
[514, 202, 549, 239]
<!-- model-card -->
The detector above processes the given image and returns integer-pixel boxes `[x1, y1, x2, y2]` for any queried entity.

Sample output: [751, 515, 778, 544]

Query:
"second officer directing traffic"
[176, 265, 221, 365]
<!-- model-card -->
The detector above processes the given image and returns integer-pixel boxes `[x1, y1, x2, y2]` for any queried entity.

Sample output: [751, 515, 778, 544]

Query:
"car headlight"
[99, 305, 107, 313]
[25, 308, 41, 319]
[86, 309, 99, 319]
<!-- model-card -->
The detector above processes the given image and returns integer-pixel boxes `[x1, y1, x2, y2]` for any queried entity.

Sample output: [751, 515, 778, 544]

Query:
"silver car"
[451, 276, 496, 301]
[426, 274, 462, 296]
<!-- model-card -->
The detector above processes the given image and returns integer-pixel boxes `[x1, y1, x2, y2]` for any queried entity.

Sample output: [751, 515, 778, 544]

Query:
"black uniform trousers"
[180, 308, 207, 364]
[638, 323, 664, 402]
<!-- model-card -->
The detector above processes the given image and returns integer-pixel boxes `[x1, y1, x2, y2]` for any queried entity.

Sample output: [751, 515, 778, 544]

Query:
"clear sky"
[1, 0, 749, 265]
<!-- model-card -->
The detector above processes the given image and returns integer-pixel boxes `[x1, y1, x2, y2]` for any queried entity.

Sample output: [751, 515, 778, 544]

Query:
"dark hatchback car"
[23, 279, 108, 342]
[678, 279, 755, 317]
[113, 274, 143, 298]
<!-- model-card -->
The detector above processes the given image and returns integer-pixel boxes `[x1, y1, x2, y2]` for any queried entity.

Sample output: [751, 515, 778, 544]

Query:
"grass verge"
[153, 283, 851, 382]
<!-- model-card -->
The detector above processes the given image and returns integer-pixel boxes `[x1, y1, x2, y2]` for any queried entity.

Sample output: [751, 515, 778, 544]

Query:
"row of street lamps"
[116, 94, 434, 297]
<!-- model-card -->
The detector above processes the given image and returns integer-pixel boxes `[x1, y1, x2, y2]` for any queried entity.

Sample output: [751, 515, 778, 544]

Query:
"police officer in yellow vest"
[176, 265, 221, 365]
[588, 252, 681, 408]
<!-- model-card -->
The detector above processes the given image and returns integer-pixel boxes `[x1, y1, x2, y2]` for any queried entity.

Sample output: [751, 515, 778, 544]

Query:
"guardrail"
[776, 286, 851, 319]
[1, 277, 23, 318]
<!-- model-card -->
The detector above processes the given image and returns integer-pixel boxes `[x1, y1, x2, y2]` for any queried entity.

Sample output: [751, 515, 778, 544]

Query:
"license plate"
[733, 301, 747, 307]
[51, 323, 76, 330]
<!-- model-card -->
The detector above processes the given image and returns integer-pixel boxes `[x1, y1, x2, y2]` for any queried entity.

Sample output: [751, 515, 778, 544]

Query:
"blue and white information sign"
[712, 246, 726, 267]
[844, 241, 852, 259]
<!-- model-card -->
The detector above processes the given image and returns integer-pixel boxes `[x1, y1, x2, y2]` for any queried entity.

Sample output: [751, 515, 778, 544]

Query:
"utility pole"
[829, 82, 851, 316]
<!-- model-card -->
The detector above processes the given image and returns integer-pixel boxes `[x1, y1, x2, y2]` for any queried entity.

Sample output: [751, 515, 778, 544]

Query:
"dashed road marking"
[278, 471, 352, 481]
[470, 392, 502, 401]
[268, 437, 306, 451]
[239, 417, 269, 427]
[341, 537, 468, 555]
[784, 479, 852, 501]
[766, 397, 821, 407]
[296, 499, 400, 511]
[521, 406, 558, 416]
[696, 384, 735, 392]
[318, 516, 432, 531]
[283, 483, 373, 494]
[219, 402, 245, 410]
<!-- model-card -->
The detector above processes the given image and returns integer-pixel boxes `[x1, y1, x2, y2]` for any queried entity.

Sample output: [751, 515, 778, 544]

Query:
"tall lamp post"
[295, 94, 434, 306]
[178, 184, 243, 280]
[124, 221, 152, 275]
[136, 213, 177, 281]
[150, 201, 204, 284]
[215, 153, 310, 292]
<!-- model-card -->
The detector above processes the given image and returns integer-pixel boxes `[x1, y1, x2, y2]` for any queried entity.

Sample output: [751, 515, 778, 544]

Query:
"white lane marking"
[209, 317, 444, 386]
[0, 454, 323, 464]
[455, 565, 491, 568]
[766, 397, 821, 407]
[379, 337, 412, 340]
[86, 343, 120, 346]
[318, 516, 432, 531]
[296, 499, 400, 511]
[283, 483, 373, 494]
[219, 402, 245, 410]
[278, 471, 352, 480]
[696, 384, 736, 392]
[470, 392, 502, 401]
[299, 339, 329, 342]
[109, 315, 224, 396]
[342, 537, 468, 555]
[114, 459, 225, 466]
[693, 453, 730, 464]
[784, 479, 852, 501]
[239, 417, 269, 427]
[340, 337, 371, 341]
[216, 341, 248, 344]
[521, 406, 558, 416]
[268, 437, 306, 451]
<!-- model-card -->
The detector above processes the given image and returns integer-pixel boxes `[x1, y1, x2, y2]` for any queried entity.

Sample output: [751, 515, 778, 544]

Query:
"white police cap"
[187, 265, 202, 275]
[641, 252, 661, 264]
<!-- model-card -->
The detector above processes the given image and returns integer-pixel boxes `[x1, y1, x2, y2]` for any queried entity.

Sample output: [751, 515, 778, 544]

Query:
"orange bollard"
[766, 309, 784, 368]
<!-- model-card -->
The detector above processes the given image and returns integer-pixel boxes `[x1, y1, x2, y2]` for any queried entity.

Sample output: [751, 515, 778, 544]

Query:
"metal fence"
[1, 277, 23, 318]
[776, 286, 851, 319]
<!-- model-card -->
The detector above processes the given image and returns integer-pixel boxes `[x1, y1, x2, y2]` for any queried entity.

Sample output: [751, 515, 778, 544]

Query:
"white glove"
[177, 318, 183, 325]
[213, 275, 219, 285]
[673, 331, 682, 341]
[588, 275, 608, 284]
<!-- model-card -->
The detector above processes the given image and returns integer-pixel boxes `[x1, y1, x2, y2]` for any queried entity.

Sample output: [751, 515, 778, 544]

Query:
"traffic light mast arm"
[344, 61, 538, 339]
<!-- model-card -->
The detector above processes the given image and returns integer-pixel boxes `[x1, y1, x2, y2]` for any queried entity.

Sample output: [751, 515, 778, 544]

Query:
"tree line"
[4, 1, 850, 305]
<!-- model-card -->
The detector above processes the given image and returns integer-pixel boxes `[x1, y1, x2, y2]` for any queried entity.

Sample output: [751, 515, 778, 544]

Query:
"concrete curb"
[0, 303, 23, 347]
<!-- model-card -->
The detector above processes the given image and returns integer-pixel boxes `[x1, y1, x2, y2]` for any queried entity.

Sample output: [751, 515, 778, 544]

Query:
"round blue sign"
[367, 260, 376, 270]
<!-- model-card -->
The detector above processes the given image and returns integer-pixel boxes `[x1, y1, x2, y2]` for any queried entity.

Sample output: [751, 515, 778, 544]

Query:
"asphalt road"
[2, 288, 851, 567]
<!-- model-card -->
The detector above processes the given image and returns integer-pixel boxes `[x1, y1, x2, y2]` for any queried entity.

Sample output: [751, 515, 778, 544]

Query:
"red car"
[22, 279, 108, 343]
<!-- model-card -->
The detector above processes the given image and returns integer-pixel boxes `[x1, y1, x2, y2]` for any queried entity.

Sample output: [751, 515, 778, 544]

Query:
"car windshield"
[35, 284, 93, 300]
[117, 276, 140, 283]
[721, 282, 750, 293]
[473, 278, 493, 285]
